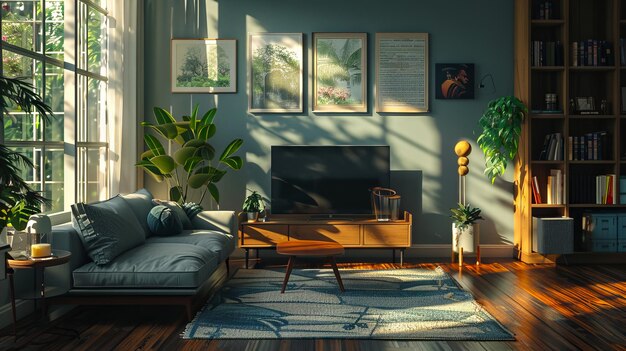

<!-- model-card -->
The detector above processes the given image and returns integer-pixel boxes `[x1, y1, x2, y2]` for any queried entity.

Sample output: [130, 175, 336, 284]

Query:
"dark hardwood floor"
[1, 258, 625, 351]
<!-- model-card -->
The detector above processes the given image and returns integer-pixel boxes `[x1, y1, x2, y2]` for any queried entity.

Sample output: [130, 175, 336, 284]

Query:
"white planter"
[452, 223, 479, 255]
[246, 212, 259, 222]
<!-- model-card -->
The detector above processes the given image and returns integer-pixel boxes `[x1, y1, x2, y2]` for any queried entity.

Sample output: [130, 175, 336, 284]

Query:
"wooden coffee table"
[276, 240, 345, 293]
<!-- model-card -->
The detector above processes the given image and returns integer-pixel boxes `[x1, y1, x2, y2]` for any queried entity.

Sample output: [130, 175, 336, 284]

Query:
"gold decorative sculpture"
[453, 140, 480, 267]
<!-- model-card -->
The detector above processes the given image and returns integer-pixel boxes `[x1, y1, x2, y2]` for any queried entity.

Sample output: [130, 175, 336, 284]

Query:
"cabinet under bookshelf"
[515, 0, 626, 263]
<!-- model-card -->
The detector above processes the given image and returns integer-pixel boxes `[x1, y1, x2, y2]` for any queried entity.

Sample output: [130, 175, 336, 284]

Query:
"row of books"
[538, 133, 563, 161]
[620, 38, 626, 65]
[531, 169, 564, 204]
[533, 0, 556, 20]
[568, 132, 611, 161]
[620, 176, 626, 204]
[571, 40, 613, 67]
[531, 41, 564, 66]
[568, 174, 617, 204]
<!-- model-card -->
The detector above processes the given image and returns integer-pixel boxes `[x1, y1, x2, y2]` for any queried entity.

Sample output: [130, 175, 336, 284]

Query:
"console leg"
[281, 256, 295, 293]
[245, 249, 249, 269]
[329, 256, 345, 292]
[392, 249, 396, 264]
[400, 249, 404, 267]
[256, 248, 260, 259]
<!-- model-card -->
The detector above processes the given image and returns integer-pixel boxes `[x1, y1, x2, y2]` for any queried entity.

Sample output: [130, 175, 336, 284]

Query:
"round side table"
[6, 250, 71, 339]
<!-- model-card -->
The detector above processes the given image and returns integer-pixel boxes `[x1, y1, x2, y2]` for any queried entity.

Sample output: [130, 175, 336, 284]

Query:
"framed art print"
[248, 33, 303, 113]
[313, 32, 367, 112]
[435, 63, 475, 99]
[171, 39, 237, 93]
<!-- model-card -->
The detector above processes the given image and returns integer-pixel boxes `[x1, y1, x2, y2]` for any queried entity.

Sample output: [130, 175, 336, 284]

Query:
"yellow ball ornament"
[458, 166, 469, 176]
[458, 157, 469, 166]
[454, 141, 472, 157]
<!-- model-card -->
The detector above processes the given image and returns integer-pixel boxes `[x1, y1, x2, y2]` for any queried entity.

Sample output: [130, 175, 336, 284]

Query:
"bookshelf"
[515, 0, 626, 263]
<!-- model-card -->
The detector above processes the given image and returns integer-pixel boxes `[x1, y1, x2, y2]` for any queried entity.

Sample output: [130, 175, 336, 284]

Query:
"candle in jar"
[31, 243, 51, 258]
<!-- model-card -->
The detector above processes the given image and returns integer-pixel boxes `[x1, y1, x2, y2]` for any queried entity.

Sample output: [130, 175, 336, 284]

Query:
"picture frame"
[375, 33, 429, 113]
[248, 33, 303, 113]
[435, 63, 475, 99]
[575, 96, 595, 111]
[171, 39, 237, 93]
[313, 33, 367, 112]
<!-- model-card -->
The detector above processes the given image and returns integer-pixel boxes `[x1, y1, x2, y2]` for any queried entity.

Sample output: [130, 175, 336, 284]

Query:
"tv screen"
[271, 145, 390, 215]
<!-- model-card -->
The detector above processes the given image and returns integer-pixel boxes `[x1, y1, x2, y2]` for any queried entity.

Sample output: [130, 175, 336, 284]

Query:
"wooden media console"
[238, 211, 412, 268]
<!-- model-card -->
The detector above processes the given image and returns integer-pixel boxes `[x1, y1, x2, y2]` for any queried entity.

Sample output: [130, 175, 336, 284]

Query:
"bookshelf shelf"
[515, 0, 626, 264]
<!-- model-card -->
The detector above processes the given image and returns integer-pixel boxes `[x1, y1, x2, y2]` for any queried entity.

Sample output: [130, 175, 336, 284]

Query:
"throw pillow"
[121, 188, 155, 238]
[71, 196, 146, 265]
[147, 205, 183, 236]
[182, 202, 203, 220]
[152, 199, 193, 229]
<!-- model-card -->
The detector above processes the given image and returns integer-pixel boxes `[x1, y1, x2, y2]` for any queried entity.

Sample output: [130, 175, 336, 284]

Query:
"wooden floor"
[1, 258, 625, 351]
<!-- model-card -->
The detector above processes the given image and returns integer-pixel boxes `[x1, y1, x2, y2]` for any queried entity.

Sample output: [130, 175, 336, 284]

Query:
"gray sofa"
[49, 189, 237, 319]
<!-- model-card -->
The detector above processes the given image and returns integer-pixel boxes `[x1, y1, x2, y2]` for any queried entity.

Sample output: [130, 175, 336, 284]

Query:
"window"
[1, 0, 109, 212]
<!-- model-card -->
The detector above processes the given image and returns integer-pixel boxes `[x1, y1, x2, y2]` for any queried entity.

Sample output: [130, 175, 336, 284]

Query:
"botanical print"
[314, 33, 366, 112]
[249, 33, 303, 113]
[171, 39, 236, 93]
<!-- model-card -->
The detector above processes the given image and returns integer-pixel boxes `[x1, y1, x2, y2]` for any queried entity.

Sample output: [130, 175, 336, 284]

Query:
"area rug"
[182, 267, 515, 340]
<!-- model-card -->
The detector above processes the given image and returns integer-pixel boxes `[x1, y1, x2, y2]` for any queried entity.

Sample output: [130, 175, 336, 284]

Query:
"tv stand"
[238, 211, 412, 268]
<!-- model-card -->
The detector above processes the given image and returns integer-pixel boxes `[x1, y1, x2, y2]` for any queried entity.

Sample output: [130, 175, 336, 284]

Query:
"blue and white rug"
[183, 267, 515, 340]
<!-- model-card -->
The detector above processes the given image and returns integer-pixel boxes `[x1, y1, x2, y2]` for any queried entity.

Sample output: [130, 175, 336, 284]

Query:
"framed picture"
[171, 39, 237, 93]
[375, 33, 429, 113]
[248, 33, 303, 113]
[575, 96, 595, 111]
[435, 63, 475, 99]
[313, 33, 367, 112]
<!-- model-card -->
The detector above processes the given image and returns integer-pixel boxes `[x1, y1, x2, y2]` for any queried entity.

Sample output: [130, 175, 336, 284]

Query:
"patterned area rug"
[183, 267, 515, 340]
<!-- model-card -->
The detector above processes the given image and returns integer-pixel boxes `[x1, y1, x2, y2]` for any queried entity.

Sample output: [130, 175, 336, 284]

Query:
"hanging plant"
[477, 96, 527, 183]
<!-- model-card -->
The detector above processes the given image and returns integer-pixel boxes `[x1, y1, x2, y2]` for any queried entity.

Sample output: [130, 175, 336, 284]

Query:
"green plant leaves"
[477, 96, 527, 183]
[170, 186, 183, 203]
[173, 146, 197, 165]
[144, 134, 165, 156]
[151, 155, 176, 174]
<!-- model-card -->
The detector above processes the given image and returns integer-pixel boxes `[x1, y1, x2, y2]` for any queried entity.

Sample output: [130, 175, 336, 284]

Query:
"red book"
[532, 176, 543, 204]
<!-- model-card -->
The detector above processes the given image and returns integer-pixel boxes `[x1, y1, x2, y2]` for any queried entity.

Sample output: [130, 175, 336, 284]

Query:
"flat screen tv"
[271, 145, 390, 215]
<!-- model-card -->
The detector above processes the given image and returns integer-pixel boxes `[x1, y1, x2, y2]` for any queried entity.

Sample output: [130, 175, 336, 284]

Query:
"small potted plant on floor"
[242, 191, 265, 222]
[450, 203, 483, 255]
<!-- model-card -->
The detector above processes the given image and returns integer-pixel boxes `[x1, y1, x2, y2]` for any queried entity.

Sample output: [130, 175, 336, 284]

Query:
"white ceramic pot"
[246, 212, 259, 222]
[452, 223, 479, 255]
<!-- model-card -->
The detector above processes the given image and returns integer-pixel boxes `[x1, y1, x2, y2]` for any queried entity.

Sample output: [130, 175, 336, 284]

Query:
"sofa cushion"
[121, 188, 155, 237]
[72, 243, 218, 288]
[71, 196, 145, 265]
[147, 205, 183, 236]
[146, 229, 235, 261]
[153, 199, 193, 229]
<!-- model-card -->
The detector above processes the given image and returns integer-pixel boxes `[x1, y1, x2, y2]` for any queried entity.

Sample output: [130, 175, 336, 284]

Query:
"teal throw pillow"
[152, 199, 193, 229]
[71, 196, 146, 265]
[182, 202, 203, 220]
[147, 205, 183, 236]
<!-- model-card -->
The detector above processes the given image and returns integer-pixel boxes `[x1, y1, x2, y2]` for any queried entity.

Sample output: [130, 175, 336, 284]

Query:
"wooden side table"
[276, 240, 345, 293]
[6, 250, 71, 339]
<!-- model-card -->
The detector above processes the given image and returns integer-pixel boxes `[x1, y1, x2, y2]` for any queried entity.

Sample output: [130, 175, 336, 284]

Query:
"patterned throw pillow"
[71, 197, 145, 265]
[152, 199, 193, 229]
[146, 205, 183, 236]
[182, 202, 203, 220]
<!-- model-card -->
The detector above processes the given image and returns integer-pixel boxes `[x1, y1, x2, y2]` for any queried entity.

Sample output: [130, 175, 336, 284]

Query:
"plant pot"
[246, 212, 259, 222]
[452, 223, 479, 255]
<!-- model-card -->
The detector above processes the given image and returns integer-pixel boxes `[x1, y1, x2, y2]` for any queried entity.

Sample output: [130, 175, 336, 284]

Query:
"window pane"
[77, 146, 108, 203]
[1, 1, 40, 52]
[78, 75, 106, 142]
[44, 148, 64, 212]
[85, 6, 106, 74]
[10, 146, 42, 192]
[45, 1, 64, 60]
[44, 63, 64, 141]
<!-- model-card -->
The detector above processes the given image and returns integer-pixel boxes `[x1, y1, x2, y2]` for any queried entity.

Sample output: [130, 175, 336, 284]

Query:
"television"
[271, 145, 390, 215]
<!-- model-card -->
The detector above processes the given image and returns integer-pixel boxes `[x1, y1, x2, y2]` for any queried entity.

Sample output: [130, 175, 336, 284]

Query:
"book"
[532, 176, 542, 204]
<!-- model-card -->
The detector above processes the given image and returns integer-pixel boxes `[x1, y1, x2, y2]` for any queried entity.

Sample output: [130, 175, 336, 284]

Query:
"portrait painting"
[435, 63, 474, 99]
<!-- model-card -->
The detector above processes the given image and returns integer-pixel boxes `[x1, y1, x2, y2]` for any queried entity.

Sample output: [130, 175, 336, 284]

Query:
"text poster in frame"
[375, 33, 429, 113]
[248, 33, 303, 113]
[171, 39, 237, 93]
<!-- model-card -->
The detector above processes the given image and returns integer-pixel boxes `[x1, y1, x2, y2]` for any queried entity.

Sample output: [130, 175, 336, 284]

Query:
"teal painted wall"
[143, 0, 515, 246]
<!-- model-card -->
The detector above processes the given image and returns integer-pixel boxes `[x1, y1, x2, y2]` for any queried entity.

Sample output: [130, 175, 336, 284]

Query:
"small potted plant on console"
[242, 191, 265, 222]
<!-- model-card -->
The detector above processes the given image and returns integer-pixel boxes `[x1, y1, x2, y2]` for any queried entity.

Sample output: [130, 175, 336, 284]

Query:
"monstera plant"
[477, 96, 527, 184]
[136, 104, 243, 205]
[0, 75, 52, 230]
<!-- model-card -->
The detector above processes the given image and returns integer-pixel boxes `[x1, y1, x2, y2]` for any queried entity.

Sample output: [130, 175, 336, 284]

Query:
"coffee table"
[276, 240, 345, 293]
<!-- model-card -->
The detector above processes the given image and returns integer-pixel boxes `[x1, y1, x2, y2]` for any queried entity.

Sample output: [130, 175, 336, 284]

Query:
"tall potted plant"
[0, 76, 52, 234]
[477, 96, 527, 183]
[136, 104, 243, 206]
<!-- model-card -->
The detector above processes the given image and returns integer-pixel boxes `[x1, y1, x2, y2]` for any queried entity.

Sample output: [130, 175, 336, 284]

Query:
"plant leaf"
[173, 146, 197, 165]
[207, 182, 219, 203]
[151, 155, 176, 174]
[144, 134, 165, 156]
[219, 139, 243, 161]
[188, 174, 211, 188]
[153, 107, 176, 125]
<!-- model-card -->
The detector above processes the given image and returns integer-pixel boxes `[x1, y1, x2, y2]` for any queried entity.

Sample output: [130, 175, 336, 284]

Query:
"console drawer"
[241, 225, 288, 246]
[363, 225, 410, 246]
[289, 225, 360, 245]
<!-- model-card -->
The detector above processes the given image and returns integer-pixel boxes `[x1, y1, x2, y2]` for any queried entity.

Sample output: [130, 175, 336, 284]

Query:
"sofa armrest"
[51, 223, 90, 272]
[191, 211, 237, 239]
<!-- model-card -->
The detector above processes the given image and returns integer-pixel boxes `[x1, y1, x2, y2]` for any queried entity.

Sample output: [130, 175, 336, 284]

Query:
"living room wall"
[143, 0, 515, 248]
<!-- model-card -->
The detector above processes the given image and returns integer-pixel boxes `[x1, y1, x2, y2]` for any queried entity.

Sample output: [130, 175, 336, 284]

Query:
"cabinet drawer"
[363, 225, 410, 246]
[289, 225, 360, 245]
[241, 225, 288, 247]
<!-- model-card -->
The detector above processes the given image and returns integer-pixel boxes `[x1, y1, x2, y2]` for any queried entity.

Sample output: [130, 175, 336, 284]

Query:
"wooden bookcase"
[515, 0, 626, 263]
[238, 211, 412, 268]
